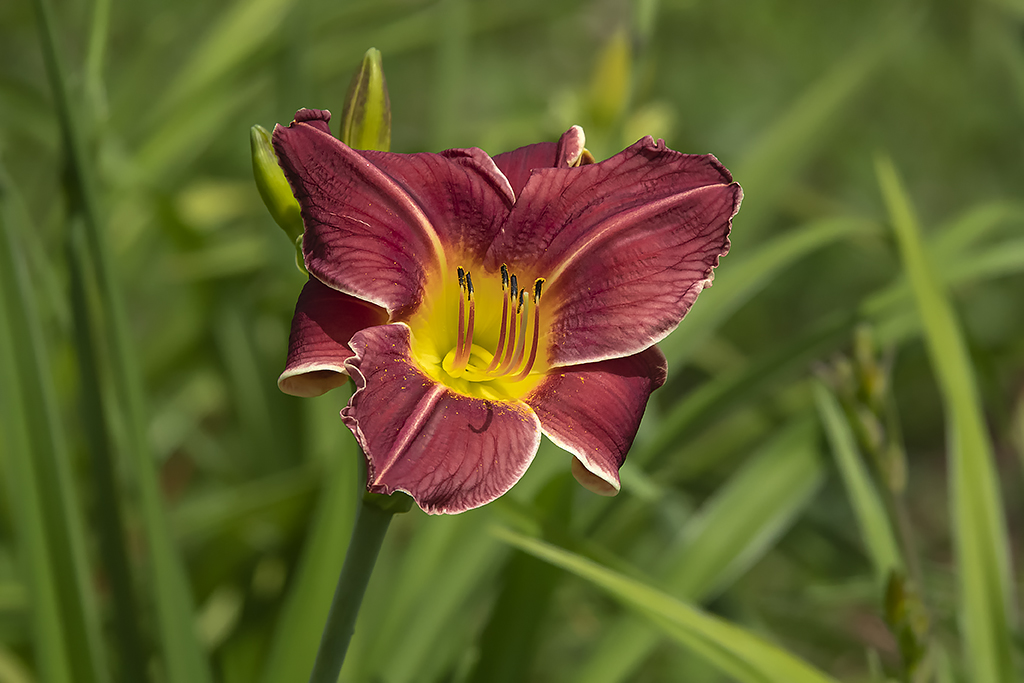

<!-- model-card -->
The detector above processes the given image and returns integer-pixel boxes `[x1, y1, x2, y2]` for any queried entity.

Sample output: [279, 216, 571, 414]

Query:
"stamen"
[453, 268, 475, 372]
[507, 289, 530, 373]
[511, 278, 544, 381]
[446, 264, 545, 383]
[455, 267, 466, 364]
[483, 265, 511, 373]
[493, 278, 519, 374]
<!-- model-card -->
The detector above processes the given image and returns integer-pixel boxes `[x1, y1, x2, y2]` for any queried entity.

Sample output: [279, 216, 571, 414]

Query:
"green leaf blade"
[573, 420, 825, 683]
[876, 155, 1016, 683]
[495, 528, 841, 683]
[813, 381, 902, 584]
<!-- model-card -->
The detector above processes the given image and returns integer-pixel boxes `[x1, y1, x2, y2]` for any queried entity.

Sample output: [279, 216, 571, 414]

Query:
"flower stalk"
[308, 461, 411, 683]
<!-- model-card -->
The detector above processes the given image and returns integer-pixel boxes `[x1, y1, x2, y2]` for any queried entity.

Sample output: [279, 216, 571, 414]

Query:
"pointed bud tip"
[340, 47, 392, 151]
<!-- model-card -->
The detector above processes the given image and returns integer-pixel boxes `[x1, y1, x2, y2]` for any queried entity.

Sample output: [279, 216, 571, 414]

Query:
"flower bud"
[250, 124, 303, 243]
[588, 28, 632, 127]
[340, 48, 391, 151]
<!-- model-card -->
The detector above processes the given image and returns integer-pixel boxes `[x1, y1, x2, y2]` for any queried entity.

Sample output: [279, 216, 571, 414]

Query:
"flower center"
[408, 263, 548, 400]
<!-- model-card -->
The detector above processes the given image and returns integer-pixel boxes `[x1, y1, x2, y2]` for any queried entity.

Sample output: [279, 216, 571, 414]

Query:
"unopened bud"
[340, 48, 391, 151]
[250, 124, 303, 242]
[589, 28, 632, 127]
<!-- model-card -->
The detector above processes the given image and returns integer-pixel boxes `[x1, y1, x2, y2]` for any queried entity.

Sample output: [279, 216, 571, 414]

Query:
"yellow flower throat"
[409, 263, 549, 401]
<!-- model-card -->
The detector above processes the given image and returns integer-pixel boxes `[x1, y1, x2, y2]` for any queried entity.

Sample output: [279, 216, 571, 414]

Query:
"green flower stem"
[308, 492, 399, 683]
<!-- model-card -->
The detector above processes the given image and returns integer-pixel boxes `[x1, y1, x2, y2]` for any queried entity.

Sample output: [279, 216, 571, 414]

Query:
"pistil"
[483, 265, 511, 373]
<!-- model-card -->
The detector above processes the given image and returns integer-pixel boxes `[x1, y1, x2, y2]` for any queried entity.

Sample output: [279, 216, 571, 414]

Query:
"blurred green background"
[1, 0, 1023, 681]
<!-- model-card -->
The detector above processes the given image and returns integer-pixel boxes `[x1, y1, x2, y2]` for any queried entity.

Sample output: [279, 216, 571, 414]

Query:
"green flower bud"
[340, 48, 392, 152]
[588, 28, 632, 127]
[250, 124, 303, 243]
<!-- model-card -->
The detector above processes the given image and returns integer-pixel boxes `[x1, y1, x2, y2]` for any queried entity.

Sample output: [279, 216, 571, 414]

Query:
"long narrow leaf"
[813, 381, 902, 583]
[494, 528, 841, 683]
[574, 420, 825, 683]
[660, 216, 875, 368]
[0, 227, 73, 683]
[31, 0, 213, 679]
[1, 165, 111, 683]
[466, 476, 573, 683]
[373, 513, 504, 683]
[67, 227, 148, 683]
[259, 396, 360, 683]
[734, 10, 914, 241]
[153, 0, 300, 119]
[634, 310, 855, 468]
[876, 155, 1016, 683]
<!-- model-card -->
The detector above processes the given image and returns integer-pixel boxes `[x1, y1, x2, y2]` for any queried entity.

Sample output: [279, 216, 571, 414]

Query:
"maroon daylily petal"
[273, 109, 515, 318]
[278, 278, 388, 397]
[343, 324, 542, 514]
[487, 136, 741, 366]
[527, 345, 667, 494]
[491, 126, 586, 198]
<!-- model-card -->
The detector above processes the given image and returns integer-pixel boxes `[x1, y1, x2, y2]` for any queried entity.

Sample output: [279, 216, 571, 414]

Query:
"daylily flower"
[273, 108, 741, 514]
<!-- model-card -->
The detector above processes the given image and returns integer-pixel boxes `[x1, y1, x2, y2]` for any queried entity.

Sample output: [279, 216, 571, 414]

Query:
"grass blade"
[0, 224, 73, 683]
[1, 165, 112, 683]
[660, 217, 875, 367]
[31, 0, 214, 678]
[876, 154, 1016, 683]
[259, 395, 361, 683]
[635, 309, 854, 468]
[372, 513, 504, 683]
[494, 527, 841, 683]
[734, 9, 914, 241]
[574, 420, 825, 683]
[153, 0, 300, 120]
[466, 475, 573, 683]
[813, 381, 902, 584]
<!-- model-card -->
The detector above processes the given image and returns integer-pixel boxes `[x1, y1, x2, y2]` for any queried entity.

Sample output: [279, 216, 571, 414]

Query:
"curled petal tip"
[559, 125, 587, 167]
[340, 48, 391, 151]
[292, 109, 333, 135]
[277, 367, 347, 397]
[295, 108, 332, 123]
[250, 124, 304, 242]
[571, 457, 619, 496]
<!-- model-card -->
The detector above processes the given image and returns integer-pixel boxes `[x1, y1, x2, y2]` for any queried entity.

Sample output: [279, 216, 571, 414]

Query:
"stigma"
[443, 263, 544, 383]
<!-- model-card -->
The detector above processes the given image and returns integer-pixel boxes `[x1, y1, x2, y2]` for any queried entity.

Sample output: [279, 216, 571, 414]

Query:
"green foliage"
[878, 155, 1016, 683]
[2, 0, 1023, 681]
